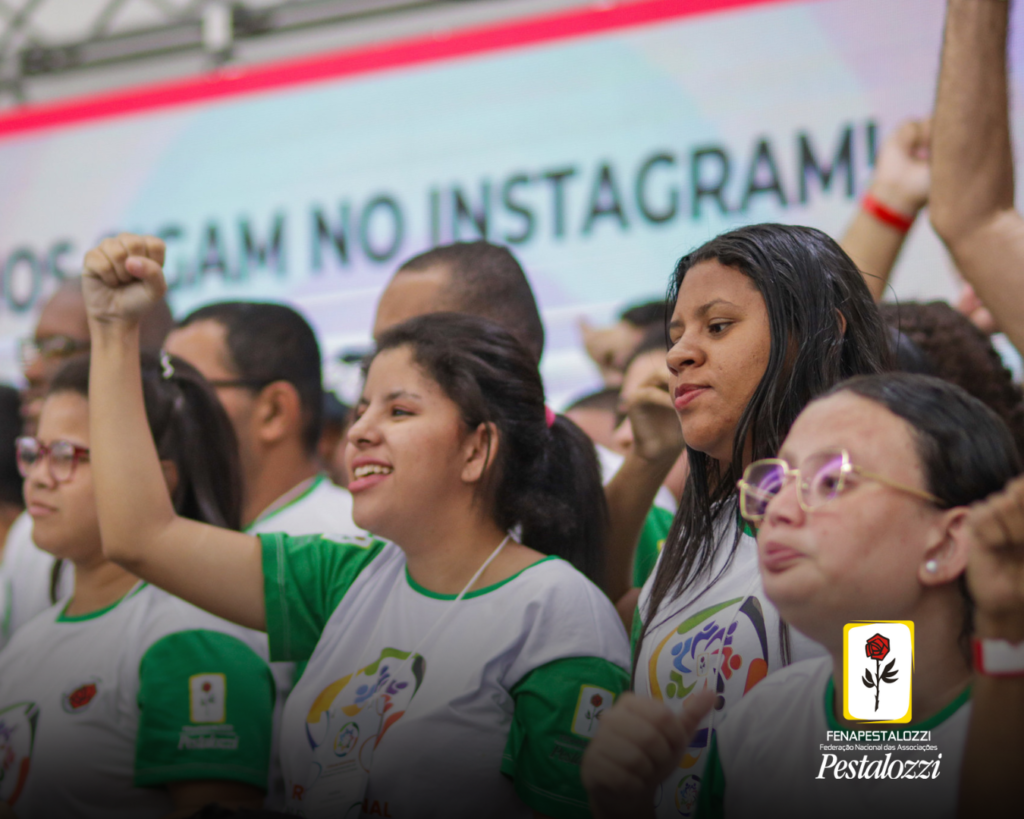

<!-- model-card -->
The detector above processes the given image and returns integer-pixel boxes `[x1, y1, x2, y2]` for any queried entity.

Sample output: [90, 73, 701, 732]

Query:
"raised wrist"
[867, 181, 925, 217]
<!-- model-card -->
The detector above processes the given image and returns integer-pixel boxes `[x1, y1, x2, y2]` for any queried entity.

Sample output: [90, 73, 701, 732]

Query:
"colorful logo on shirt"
[649, 596, 769, 774]
[61, 679, 100, 713]
[843, 621, 914, 723]
[296, 648, 425, 817]
[674, 774, 700, 817]
[570, 685, 614, 738]
[0, 701, 38, 806]
[189, 673, 227, 724]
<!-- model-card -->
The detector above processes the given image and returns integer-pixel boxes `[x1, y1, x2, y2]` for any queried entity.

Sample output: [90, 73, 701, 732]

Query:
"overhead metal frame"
[0, 0, 484, 103]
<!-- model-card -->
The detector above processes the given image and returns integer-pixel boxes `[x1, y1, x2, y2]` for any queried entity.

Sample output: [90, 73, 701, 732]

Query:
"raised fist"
[82, 233, 168, 328]
[870, 118, 932, 216]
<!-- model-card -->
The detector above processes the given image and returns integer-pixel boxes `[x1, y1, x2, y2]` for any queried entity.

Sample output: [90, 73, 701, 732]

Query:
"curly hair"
[881, 301, 1024, 457]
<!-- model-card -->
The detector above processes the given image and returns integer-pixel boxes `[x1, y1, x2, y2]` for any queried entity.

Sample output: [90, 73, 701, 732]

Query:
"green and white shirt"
[0, 583, 275, 819]
[634, 511, 825, 818]
[261, 533, 631, 819]
[697, 656, 971, 819]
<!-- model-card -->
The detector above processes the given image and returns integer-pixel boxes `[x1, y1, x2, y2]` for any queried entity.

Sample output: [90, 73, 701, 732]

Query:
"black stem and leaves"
[862, 658, 899, 711]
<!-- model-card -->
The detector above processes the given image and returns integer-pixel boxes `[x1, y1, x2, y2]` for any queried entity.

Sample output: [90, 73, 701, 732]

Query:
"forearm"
[88, 320, 267, 630]
[841, 203, 913, 302]
[931, 0, 1014, 242]
[89, 320, 177, 561]
[958, 616, 1024, 818]
[603, 451, 675, 602]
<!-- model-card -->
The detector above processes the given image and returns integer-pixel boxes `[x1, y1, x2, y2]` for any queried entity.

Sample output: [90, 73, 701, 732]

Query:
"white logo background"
[189, 673, 226, 724]
[846, 623, 912, 722]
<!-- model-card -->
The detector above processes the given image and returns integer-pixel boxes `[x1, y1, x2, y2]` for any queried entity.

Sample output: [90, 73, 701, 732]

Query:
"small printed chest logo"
[571, 685, 613, 738]
[843, 621, 913, 723]
[189, 674, 226, 724]
[61, 680, 100, 713]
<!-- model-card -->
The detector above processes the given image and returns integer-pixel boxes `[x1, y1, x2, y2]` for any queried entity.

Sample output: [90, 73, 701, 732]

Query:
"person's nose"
[764, 473, 805, 527]
[666, 331, 706, 377]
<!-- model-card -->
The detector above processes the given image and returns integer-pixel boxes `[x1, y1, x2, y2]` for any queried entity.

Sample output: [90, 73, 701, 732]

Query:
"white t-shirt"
[261, 533, 631, 819]
[700, 656, 971, 818]
[634, 508, 825, 817]
[0, 512, 73, 651]
[246, 474, 363, 539]
[0, 583, 275, 819]
[246, 473, 365, 810]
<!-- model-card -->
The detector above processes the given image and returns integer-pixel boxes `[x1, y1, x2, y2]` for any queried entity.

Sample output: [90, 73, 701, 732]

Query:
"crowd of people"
[0, 1, 1023, 818]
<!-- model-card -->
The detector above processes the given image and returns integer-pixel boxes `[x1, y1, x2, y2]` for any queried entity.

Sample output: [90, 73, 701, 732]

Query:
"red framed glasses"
[16, 437, 91, 483]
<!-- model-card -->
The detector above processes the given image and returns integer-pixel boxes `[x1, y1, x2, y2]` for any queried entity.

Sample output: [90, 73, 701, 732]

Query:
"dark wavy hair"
[826, 373, 1022, 653]
[638, 224, 891, 671]
[881, 301, 1024, 459]
[50, 353, 242, 530]
[371, 312, 607, 584]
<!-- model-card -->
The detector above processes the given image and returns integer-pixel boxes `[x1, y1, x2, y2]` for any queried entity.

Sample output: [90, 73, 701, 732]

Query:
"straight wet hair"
[371, 312, 607, 584]
[639, 224, 891, 670]
[826, 373, 1022, 652]
[50, 353, 242, 530]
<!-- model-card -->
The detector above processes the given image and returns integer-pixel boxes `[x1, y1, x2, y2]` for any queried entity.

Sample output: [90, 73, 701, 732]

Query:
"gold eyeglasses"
[736, 449, 941, 523]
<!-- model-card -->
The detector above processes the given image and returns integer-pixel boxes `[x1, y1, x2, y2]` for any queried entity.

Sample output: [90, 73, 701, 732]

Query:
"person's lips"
[673, 383, 710, 411]
[348, 458, 394, 493]
[760, 541, 805, 573]
[26, 500, 56, 518]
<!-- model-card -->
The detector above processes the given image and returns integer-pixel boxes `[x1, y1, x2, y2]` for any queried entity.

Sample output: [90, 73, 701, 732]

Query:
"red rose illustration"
[865, 634, 890, 661]
[590, 694, 603, 708]
[68, 683, 97, 710]
[862, 634, 898, 712]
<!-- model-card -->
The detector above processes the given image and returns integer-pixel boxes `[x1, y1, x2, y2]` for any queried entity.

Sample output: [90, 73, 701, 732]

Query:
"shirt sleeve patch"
[570, 685, 614, 739]
[501, 655, 629, 819]
[135, 630, 274, 790]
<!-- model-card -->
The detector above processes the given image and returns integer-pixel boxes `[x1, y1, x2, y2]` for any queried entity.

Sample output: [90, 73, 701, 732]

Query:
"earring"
[925, 559, 939, 574]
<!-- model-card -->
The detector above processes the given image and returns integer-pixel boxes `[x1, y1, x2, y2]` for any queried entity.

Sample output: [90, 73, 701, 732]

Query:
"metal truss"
[0, 0, 482, 102]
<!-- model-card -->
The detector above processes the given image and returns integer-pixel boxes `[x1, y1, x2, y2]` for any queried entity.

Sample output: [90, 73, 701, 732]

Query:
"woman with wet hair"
[583, 373, 1019, 819]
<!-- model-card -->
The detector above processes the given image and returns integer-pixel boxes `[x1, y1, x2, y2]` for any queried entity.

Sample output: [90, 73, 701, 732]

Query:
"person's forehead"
[675, 261, 760, 309]
[35, 288, 89, 342]
[784, 392, 915, 467]
[164, 320, 237, 380]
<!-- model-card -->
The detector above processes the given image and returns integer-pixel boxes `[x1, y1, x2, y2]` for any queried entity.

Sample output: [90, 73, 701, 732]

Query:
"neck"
[824, 594, 971, 728]
[399, 502, 510, 596]
[65, 552, 140, 617]
[0, 503, 23, 560]
[243, 446, 320, 528]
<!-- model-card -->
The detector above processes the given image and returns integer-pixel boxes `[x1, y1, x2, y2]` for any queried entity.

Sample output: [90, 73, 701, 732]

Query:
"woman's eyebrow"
[695, 298, 740, 318]
[384, 389, 422, 401]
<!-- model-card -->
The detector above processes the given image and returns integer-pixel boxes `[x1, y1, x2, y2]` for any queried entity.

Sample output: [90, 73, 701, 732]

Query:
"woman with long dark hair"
[0, 353, 275, 817]
[625, 224, 890, 813]
[584, 373, 1019, 819]
[78, 234, 629, 819]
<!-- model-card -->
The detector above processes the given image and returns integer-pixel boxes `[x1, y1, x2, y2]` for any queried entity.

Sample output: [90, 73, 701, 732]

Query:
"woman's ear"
[159, 460, 180, 497]
[919, 506, 971, 587]
[461, 421, 499, 485]
[836, 309, 848, 336]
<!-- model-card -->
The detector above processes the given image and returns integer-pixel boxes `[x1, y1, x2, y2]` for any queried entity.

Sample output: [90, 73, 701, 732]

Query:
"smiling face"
[24, 392, 102, 563]
[345, 345, 484, 545]
[757, 391, 956, 645]
[666, 260, 771, 464]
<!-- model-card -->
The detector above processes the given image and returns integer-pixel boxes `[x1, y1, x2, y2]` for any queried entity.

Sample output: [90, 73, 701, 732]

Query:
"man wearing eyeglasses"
[0, 278, 173, 651]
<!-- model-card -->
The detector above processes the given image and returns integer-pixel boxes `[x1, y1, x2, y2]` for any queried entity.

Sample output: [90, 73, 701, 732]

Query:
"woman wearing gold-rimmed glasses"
[584, 373, 1021, 819]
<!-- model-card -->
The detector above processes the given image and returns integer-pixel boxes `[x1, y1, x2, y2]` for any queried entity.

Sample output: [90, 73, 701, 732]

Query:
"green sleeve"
[135, 630, 275, 790]
[695, 734, 726, 819]
[632, 506, 674, 587]
[260, 533, 388, 662]
[500, 656, 630, 819]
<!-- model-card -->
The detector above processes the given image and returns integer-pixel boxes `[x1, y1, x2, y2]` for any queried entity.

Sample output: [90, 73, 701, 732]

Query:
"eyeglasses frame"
[16, 437, 91, 484]
[736, 448, 942, 523]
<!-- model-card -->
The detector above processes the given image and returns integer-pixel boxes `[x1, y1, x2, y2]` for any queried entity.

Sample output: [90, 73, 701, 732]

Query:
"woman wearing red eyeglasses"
[0, 354, 275, 819]
[583, 373, 1020, 818]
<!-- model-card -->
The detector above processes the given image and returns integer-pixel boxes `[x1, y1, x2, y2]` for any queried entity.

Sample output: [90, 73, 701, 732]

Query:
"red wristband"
[972, 637, 1024, 677]
[862, 193, 916, 233]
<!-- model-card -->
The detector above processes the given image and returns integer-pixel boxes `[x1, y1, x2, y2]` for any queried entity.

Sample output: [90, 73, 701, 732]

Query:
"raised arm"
[930, 0, 1024, 355]
[84, 234, 266, 630]
[959, 475, 1024, 818]
[840, 119, 931, 302]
